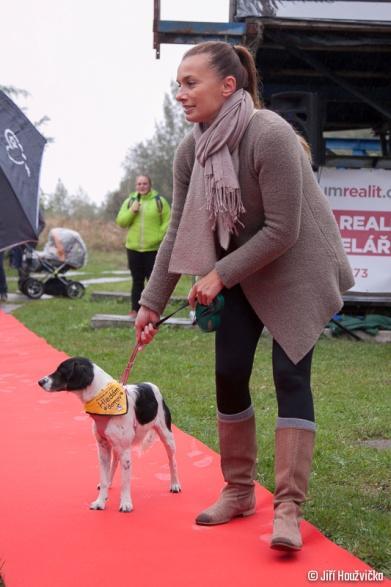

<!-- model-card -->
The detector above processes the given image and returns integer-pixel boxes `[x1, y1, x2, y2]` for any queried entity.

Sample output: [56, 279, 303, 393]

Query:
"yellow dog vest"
[85, 381, 128, 416]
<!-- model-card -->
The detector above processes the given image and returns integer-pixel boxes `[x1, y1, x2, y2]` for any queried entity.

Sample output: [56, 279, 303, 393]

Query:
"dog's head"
[38, 357, 95, 392]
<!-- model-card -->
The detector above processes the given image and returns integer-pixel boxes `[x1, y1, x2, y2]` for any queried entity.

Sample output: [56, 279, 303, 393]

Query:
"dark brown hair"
[183, 41, 262, 108]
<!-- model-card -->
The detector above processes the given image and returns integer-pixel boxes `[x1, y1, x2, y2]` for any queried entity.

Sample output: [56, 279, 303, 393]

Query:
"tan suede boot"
[271, 422, 315, 551]
[196, 412, 257, 525]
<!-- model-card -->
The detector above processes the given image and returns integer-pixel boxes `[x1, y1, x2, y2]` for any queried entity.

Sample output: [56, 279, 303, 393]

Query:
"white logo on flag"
[4, 129, 31, 177]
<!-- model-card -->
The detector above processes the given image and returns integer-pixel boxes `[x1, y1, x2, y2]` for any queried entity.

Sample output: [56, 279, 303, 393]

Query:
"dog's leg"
[90, 437, 111, 510]
[97, 451, 118, 490]
[155, 427, 181, 493]
[109, 451, 119, 486]
[119, 448, 133, 513]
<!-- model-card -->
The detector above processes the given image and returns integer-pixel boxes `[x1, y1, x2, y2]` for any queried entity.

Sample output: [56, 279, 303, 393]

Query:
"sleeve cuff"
[215, 259, 239, 289]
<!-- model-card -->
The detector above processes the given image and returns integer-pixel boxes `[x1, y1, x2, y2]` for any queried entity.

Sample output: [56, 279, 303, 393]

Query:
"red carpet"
[0, 311, 388, 587]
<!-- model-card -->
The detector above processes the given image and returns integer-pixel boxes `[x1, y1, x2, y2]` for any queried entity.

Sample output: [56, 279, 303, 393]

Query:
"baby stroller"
[19, 228, 88, 299]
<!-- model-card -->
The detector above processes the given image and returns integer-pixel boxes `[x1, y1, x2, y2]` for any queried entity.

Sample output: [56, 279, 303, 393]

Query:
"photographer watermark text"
[307, 569, 384, 582]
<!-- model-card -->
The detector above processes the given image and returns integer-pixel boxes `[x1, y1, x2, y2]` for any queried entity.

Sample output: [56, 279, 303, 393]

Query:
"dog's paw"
[119, 501, 133, 513]
[170, 483, 182, 493]
[90, 500, 106, 510]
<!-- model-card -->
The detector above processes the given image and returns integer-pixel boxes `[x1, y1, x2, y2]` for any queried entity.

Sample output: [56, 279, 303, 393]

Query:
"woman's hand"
[135, 305, 160, 347]
[130, 201, 141, 213]
[188, 269, 224, 308]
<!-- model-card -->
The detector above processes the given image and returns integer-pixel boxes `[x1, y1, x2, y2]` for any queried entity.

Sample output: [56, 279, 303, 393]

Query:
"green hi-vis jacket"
[116, 189, 170, 252]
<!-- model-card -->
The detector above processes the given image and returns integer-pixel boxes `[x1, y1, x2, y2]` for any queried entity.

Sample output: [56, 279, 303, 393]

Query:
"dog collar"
[85, 381, 128, 416]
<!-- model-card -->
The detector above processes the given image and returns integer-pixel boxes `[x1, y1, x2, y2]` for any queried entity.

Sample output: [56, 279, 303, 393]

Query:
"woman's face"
[176, 54, 236, 125]
[135, 176, 151, 195]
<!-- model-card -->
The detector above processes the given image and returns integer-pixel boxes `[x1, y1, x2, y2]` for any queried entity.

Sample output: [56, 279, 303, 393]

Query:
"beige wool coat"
[140, 109, 354, 364]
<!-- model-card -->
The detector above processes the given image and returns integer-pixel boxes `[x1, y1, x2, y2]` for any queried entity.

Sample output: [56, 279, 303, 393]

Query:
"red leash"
[119, 343, 140, 385]
[119, 300, 190, 385]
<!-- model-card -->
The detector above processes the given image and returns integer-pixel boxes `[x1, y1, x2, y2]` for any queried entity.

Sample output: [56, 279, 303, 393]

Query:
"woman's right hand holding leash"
[135, 306, 159, 347]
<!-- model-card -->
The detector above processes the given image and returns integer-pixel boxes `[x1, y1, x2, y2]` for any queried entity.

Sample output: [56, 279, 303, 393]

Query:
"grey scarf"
[169, 90, 255, 276]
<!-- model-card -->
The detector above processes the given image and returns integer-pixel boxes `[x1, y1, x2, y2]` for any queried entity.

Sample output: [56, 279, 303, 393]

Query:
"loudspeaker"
[270, 91, 325, 167]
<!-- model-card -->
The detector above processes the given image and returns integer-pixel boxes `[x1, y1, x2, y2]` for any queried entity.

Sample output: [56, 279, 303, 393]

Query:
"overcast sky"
[1, 0, 390, 204]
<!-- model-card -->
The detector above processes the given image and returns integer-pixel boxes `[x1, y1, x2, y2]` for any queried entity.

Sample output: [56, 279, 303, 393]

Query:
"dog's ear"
[66, 357, 94, 391]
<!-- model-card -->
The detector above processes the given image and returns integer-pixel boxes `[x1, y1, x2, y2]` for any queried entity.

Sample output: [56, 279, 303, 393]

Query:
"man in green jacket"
[116, 175, 170, 318]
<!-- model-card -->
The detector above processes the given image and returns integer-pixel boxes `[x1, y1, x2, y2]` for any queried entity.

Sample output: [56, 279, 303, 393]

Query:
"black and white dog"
[38, 357, 181, 512]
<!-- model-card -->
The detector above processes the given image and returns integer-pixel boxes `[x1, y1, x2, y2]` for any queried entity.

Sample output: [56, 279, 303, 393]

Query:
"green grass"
[7, 250, 391, 577]
[3, 248, 194, 298]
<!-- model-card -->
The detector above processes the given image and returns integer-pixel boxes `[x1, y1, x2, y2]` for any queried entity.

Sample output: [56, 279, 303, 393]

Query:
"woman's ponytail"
[233, 45, 262, 108]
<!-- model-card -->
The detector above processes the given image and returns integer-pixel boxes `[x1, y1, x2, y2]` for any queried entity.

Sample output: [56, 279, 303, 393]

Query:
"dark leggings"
[215, 285, 315, 421]
[127, 249, 157, 311]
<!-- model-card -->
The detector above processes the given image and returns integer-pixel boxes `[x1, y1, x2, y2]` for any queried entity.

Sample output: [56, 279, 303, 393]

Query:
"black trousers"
[0, 252, 7, 295]
[126, 249, 157, 311]
[215, 285, 315, 421]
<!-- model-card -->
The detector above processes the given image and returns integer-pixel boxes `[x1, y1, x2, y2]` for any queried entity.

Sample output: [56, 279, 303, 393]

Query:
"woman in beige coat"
[135, 41, 354, 551]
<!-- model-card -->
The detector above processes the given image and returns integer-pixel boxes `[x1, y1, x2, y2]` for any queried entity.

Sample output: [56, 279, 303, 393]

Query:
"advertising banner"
[318, 167, 391, 293]
[235, 0, 391, 20]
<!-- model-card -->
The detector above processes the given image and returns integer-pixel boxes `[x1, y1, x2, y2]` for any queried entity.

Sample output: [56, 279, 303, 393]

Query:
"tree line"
[42, 82, 190, 221]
